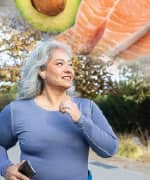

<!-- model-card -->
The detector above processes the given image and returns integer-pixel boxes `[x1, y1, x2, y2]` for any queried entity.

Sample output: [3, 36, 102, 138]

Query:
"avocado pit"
[31, 0, 66, 16]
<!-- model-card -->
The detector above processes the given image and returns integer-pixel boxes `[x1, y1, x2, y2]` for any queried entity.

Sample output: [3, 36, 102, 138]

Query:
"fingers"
[59, 100, 81, 122]
[9, 177, 19, 180]
[10, 173, 29, 180]
[16, 172, 30, 180]
[60, 106, 71, 114]
[5, 161, 30, 180]
[59, 101, 72, 113]
[6, 172, 29, 180]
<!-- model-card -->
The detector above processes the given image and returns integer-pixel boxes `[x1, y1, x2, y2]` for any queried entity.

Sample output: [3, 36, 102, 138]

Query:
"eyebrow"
[55, 59, 65, 61]
[55, 59, 72, 62]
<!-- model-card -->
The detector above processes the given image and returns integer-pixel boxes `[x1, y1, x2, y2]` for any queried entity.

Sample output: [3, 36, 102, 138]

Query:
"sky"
[0, 0, 14, 6]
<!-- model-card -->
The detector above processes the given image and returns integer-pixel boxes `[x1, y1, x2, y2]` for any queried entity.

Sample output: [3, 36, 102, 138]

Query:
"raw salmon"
[56, 0, 150, 61]
[91, 0, 150, 60]
[56, 0, 115, 53]
[118, 31, 150, 60]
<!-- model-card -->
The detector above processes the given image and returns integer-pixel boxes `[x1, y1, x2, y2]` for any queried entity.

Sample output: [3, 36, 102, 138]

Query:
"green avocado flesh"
[15, 0, 81, 32]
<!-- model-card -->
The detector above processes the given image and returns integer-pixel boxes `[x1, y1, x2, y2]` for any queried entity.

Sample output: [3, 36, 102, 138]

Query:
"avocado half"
[15, 0, 81, 32]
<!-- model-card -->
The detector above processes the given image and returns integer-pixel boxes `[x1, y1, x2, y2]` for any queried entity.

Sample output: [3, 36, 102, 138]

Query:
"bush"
[117, 134, 143, 159]
[73, 55, 114, 98]
[95, 95, 137, 132]
[94, 95, 150, 134]
[0, 85, 17, 110]
[94, 70, 150, 134]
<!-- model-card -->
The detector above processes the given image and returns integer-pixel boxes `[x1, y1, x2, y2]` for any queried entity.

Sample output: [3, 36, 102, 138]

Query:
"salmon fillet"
[56, 0, 115, 54]
[56, 0, 150, 61]
[92, 0, 150, 60]
[118, 31, 150, 60]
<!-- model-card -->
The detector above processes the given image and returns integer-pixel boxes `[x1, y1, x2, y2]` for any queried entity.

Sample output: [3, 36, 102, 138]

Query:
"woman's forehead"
[50, 48, 71, 61]
[51, 48, 67, 55]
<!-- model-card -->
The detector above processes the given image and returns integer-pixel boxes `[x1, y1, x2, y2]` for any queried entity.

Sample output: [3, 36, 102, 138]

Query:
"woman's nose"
[64, 64, 74, 73]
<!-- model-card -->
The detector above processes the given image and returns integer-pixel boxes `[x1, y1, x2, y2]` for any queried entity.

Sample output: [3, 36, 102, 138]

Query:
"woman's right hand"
[5, 161, 30, 180]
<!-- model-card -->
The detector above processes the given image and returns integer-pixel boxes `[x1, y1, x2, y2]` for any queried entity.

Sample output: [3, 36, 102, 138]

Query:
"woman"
[0, 40, 118, 180]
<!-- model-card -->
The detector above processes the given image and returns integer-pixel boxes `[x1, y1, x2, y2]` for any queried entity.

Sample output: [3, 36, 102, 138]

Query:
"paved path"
[0, 144, 150, 180]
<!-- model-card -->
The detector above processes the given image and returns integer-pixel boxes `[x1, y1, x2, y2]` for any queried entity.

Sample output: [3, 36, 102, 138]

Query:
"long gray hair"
[17, 40, 74, 99]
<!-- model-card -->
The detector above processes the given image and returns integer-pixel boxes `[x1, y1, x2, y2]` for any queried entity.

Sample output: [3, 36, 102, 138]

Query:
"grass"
[139, 143, 150, 162]
[117, 133, 150, 162]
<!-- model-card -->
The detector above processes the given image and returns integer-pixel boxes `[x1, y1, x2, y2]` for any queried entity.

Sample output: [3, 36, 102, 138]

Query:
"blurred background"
[0, 0, 150, 173]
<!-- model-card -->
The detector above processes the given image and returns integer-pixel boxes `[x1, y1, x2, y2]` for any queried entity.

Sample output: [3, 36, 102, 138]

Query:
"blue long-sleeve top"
[0, 97, 118, 180]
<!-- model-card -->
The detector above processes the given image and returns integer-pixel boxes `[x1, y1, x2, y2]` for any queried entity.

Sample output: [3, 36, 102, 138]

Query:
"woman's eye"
[68, 63, 73, 66]
[56, 62, 63, 66]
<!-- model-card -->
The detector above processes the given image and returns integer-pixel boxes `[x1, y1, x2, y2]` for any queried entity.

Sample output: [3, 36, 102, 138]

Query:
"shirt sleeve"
[75, 100, 118, 157]
[0, 104, 17, 177]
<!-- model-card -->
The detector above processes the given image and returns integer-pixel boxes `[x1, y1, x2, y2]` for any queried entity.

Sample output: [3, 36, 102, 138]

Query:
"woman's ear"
[38, 70, 46, 80]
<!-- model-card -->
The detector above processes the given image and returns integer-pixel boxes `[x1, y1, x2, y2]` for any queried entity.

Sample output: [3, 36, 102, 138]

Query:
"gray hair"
[17, 40, 75, 99]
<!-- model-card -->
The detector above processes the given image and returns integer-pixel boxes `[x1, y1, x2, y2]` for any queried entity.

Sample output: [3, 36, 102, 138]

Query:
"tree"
[0, 15, 115, 98]
[73, 55, 114, 98]
[112, 57, 150, 103]
[0, 15, 42, 91]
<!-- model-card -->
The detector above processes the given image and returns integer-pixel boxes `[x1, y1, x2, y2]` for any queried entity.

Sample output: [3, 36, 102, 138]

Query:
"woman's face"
[40, 48, 74, 90]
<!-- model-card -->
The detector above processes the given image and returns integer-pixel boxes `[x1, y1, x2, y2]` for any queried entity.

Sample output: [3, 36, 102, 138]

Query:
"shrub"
[0, 85, 17, 110]
[94, 94, 150, 135]
[73, 55, 114, 98]
[95, 95, 138, 132]
[117, 134, 143, 159]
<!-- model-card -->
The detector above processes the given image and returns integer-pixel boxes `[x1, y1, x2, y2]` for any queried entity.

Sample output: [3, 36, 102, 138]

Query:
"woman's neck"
[43, 88, 69, 105]
[35, 86, 70, 110]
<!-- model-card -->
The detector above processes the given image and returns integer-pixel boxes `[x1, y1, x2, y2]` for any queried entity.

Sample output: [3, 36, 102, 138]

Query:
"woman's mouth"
[62, 76, 73, 81]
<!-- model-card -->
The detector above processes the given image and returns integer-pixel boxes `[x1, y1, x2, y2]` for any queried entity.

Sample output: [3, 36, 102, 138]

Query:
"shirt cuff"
[0, 160, 14, 177]
[74, 113, 91, 130]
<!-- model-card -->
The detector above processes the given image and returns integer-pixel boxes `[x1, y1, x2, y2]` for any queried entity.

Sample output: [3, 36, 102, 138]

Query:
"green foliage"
[74, 55, 114, 99]
[95, 95, 138, 132]
[117, 135, 143, 159]
[93, 60, 150, 134]
[0, 66, 20, 82]
[116, 134, 150, 161]
[113, 78, 150, 103]
[94, 94, 150, 134]
[0, 15, 41, 61]
[0, 85, 17, 110]
[113, 60, 150, 103]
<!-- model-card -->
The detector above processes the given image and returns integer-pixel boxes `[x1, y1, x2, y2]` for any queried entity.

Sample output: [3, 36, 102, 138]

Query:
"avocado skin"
[15, 0, 81, 32]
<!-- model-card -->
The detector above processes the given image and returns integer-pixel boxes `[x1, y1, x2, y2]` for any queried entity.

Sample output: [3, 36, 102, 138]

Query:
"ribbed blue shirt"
[0, 97, 118, 180]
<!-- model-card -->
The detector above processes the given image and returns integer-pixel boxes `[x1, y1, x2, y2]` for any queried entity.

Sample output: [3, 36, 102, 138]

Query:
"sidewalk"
[0, 144, 150, 180]
[88, 161, 150, 180]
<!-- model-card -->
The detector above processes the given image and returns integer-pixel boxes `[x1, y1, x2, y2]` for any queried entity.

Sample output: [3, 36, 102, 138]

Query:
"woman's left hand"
[59, 100, 81, 123]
